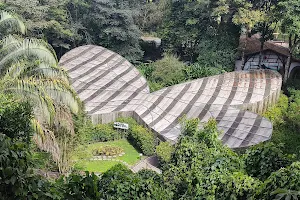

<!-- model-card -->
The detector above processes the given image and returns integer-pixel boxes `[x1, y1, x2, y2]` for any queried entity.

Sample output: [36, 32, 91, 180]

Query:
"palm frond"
[2, 78, 56, 124]
[28, 62, 69, 82]
[0, 37, 57, 70]
[0, 11, 26, 35]
[33, 127, 61, 163]
[4, 60, 69, 82]
[53, 104, 75, 135]
[29, 78, 79, 114]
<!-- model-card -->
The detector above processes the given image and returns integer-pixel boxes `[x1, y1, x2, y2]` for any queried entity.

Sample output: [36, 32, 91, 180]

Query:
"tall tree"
[0, 11, 80, 173]
[252, 0, 278, 68]
[213, 0, 266, 69]
[276, 0, 300, 83]
[1, 0, 86, 57]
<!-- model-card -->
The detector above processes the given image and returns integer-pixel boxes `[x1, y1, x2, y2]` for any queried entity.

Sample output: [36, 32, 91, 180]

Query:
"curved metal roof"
[59, 45, 282, 148]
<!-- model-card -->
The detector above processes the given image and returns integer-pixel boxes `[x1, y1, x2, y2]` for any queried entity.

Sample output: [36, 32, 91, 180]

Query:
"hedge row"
[78, 117, 156, 156]
[117, 117, 156, 156]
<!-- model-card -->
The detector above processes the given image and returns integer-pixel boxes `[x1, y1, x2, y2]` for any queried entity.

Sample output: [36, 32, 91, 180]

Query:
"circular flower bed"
[93, 146, 124, 157]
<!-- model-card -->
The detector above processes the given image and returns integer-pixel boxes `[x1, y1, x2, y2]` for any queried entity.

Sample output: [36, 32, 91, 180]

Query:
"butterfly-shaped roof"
[59, 45, 282, 148]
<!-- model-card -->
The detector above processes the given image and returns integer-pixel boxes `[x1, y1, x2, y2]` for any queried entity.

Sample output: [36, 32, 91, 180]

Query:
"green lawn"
[74, 139, 143, 173]
[75, 160, 122, 173]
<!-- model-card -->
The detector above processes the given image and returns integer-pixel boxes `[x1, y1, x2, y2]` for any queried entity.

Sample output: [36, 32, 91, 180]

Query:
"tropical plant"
[0, 11, 26, 37]
[258, 162, 300, 199]
[128, 124, 155, 156]
[271, 189, 300, 200]
[243, 142, 294, 181]
[156, 141, 173, 165]
[276, 0, 300, 83]
[0, 93, 32, 143]
[0, 11, 80, 173]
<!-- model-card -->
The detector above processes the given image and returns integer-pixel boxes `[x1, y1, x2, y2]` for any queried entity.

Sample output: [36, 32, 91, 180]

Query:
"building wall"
[235, 51, 299, 78]
[289, 61, 300, 75]
[244, 51, 284, 71]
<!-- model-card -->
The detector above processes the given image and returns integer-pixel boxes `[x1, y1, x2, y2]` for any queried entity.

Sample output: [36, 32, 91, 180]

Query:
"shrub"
[243, 142, 294, 181]
[286, 89, 300, 128]
[115, 117, 156, 156]
[0, 94, 33, 143]
[92, 124, 122, 142]
[99, 164, 173, 200]
[148, 81, 165, 92]
[151, 54, 186, 86]
[93, 146, 124, 156]
[258, 162, 300, 199]
[156, 142, 173, 164]
[263, 94, 288, 125]
[116, 117, 139, 127]
[215, 172, 261, 199]
[58, 172, 100, 199]
[184, 63, 225, 80]
[77, 121, 122, 143]
[129, 124, 155, 156]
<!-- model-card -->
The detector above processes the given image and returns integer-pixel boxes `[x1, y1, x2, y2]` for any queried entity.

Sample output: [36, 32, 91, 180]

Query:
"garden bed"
[74, 139, 144, 173]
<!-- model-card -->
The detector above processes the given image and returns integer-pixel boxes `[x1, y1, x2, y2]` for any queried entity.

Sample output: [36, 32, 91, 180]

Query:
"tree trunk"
[241, 37, 247, 70]
[258, 41, 264, 69]
[284, 34, 293, 83]
[284, 53, 291, 83]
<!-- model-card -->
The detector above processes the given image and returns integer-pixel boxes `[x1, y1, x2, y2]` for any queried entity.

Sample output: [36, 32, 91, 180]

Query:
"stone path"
[90, 156, 131, 168]
[90, 155, 161, 174]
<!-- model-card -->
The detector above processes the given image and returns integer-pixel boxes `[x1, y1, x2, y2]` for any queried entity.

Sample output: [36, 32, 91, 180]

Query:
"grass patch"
[75, 160, 122, 173]
[74, 139, 143, 173]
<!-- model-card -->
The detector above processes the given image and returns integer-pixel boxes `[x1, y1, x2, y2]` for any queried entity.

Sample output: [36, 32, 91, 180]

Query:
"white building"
[235, 36, 300, 79]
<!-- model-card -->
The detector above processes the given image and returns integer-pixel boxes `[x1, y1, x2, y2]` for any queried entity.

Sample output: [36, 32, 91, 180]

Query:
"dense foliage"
[243, 142, 294, 181]
[117, 117, 156, 156]
[99, 164, 172, 199]
[1, 0, 300, 199]
[77, 121, 123, 143]
[163, 118, 258, 199]
[159, 0, 239, 69]
[258, 162, 300, 199]
[2, 97, 300, 199]
[1, 0, 143, 61]
[263, 91, 300, 158]
[0, 94, 32, 143]
[138, 55, 225, 92]
[156, 141, 174, 165]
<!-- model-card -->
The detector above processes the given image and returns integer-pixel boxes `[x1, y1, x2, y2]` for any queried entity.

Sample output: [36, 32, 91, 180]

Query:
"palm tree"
[0, 11, 26, 37]
[0, 11, 80, 172]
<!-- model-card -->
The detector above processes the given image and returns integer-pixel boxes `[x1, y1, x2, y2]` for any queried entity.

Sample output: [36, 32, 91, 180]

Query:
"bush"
[156, 142, 173, 165]
[99, 164, 173, 200]
[0, 94, 33, 143]
[77, 121, 122, 143]
[151, 54, 186, 86]
[115, 117, 139, 127]
[263, 94, 289, 125]
[264, 91, 300, 157]
[58, 172, 100, 199]
[92, 124, 122, 142]
[184, 63, 225, 80]
[286, 89, 300, 128]
[215, 172, 261, 199]
[129, 124, 155, 156]
[93, 146, 124, 156]
[115, 117, 156, 156]
[258, 162, 300, 199]
[243, 142, 294, 181]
